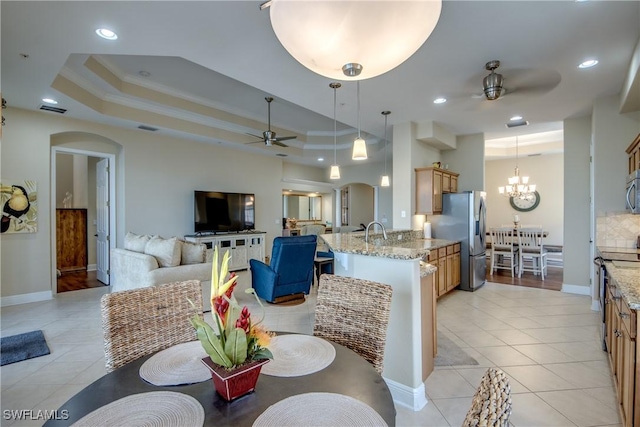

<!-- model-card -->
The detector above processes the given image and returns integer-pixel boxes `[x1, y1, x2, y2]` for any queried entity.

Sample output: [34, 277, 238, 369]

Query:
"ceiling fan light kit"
[483, 60, 504, 100]
[268, 0, 442, 80]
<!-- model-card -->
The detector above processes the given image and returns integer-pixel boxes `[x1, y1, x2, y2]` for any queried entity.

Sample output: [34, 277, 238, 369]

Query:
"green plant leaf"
[252, 347, 274, 360]
[225, 328, 248, 366]
[224, 297, 241, 337]
[191, 315, 232, 368]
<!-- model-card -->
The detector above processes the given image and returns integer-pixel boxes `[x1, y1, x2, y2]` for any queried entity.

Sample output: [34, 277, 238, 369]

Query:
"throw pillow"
[181, 241, 206, 265]
[144, 236, 181, 267]
[124, 232, 151, 253]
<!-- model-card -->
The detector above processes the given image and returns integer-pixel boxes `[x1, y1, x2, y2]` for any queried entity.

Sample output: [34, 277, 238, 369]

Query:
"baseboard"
[1, 290, 53, 307]
[561, 283, 591, 296]
[383, 377, 428, 411]
[87, 264, 97, 272]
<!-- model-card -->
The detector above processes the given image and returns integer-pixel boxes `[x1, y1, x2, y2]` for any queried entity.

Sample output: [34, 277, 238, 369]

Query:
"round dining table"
[43, 334, 396, 426]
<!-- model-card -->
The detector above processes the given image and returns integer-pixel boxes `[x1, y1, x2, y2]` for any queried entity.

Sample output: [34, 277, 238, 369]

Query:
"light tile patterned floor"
[0, 277, 622, 427]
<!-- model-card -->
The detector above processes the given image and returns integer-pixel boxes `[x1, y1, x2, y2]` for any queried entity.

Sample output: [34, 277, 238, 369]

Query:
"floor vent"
[39, 104, 67, 114]
[137, 125, 158, 132]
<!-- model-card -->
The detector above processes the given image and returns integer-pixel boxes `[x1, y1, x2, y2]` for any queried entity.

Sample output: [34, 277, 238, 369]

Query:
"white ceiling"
[2, 1, 639, 167]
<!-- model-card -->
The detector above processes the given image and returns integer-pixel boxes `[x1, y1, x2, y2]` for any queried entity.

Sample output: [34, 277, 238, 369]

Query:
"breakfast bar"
[320, 229, 458, 410]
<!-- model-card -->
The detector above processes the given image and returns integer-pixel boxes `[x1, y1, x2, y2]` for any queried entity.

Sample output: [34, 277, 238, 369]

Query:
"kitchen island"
[320, 229, 458, 410]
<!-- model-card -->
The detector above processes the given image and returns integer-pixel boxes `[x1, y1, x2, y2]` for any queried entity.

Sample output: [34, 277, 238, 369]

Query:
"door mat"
[434, 331, 478, 367]
[0, 330, 50, 366]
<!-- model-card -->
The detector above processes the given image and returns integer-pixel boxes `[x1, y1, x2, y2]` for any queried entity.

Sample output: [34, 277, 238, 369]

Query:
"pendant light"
[380, 111, 391, 187]
[329, 82, 341, 180]
[267, 0, 442, 80]
[351, 81, 368, 160]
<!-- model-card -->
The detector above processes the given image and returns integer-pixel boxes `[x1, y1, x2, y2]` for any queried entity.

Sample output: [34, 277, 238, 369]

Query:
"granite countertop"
[598, 246, 640, 310]
[420, 261, 438, 278]
[320, 229, 458, 261]
[604, 262, 640, 310]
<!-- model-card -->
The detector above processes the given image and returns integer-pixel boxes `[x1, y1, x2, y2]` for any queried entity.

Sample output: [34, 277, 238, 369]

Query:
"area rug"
[434, 331, 478, 367]
[0, 330, 50, 366]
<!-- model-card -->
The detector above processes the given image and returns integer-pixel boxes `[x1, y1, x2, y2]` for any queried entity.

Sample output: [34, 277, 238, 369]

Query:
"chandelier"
[498, 136, 536, 199]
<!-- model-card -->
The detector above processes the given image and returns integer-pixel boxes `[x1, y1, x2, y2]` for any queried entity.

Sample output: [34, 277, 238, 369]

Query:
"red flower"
[235, 306, 251, 333]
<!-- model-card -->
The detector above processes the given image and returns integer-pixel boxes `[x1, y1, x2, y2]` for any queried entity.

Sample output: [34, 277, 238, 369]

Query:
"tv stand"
[185, 232, 266, 272]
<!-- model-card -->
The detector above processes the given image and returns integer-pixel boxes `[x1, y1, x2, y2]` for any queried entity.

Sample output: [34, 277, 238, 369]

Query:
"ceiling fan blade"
[274, 136, 296, 142]
[245, 132, 264, 139]
[245, 140, 264, 145]
[273, 141, 289, 148]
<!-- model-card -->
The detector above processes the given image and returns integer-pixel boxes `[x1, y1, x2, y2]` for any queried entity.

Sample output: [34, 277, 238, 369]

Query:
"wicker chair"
[462, 367, 512, 427]
[101, 280, 203, 372]
[313, 274, 392, 375]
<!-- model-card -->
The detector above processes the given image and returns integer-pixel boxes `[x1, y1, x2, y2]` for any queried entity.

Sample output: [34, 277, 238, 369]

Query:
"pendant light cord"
[357, 81, 361, 139]
[383, 114, 388, 173]
[334, 86, 337, 164]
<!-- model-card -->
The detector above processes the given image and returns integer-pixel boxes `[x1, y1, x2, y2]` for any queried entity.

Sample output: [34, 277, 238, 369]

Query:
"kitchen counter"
[320, 229, 458, 261]
[598, 246, 640, 310]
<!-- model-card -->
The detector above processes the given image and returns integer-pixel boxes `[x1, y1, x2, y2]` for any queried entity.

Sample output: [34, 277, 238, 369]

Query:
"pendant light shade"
[381, 110, 391, 187]
[352, 81, 367, 160]
[268, 0, 442, 80]
[352, 137, 368, 160]
[329, 82, 341, 179]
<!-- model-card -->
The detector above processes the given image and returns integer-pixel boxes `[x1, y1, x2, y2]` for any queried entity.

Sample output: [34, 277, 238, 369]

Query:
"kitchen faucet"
[365, 221, 388, 243]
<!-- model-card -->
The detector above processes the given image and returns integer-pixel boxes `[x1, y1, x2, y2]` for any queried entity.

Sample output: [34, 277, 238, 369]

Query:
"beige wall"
[485, 153, 564, 246]
[1, 107, 286, 303]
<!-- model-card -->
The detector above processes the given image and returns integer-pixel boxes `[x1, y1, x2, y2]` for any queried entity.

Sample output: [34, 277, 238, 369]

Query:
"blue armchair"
[250, 235, 318, 303]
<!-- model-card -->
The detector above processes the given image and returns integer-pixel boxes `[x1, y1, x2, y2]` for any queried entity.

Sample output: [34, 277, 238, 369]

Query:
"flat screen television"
[194, 191, 255, 233]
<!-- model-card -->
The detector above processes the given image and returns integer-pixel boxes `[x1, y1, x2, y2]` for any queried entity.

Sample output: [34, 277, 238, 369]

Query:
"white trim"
[87, 264, 97, 272]
[1, 291, 53, 307]
[383, 377, 428, 411]
[591, 299, 601, 312]
[561, 283, 591, 295]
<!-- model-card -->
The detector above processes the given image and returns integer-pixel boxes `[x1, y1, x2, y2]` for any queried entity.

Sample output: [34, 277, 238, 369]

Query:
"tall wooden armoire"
[56, 208, 88, 272]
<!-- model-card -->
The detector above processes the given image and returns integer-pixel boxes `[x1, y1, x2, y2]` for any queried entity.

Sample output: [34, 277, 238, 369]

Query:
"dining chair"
[101, 280, 203, 372]
[517, 228, 548, 280]
[462, 367, 512, 427]
[489, 227, 519, 277]
[313, 274, 393, 375]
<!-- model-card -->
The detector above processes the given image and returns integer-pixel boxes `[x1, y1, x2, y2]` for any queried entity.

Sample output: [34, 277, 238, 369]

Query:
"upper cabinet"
[415, 167, 459, 215]
[627, 133, 640, 174]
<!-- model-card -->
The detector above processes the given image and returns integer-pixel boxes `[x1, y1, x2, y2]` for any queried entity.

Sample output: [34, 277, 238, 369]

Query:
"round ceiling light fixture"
[269, 0, 442, 80]
[95, 28, 118, 40]
[578, 59, 598, 69]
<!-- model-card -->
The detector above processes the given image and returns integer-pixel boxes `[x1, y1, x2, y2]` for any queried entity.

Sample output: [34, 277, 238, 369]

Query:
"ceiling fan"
[245, 97, 296, 147]
[478, 59, 562, 102]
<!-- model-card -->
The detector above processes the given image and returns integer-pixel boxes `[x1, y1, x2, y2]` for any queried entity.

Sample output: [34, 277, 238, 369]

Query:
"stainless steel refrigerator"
[430, 191, 487, 291]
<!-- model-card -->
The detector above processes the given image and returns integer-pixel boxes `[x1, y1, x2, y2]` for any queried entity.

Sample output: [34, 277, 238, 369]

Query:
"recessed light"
[317, 157, 324, 162]
[578, 59, 598, 69]
[42, 98, 58, 105]
[95, 28, 118, 40]
[433, 97, 447, 104]
[510, 115, 523, 121]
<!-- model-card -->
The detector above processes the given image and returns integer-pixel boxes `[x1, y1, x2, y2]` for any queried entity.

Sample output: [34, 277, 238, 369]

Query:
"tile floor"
[1, 276, 622, 427]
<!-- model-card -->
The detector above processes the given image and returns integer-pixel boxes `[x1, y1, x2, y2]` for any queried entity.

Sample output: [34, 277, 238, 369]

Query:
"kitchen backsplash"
[596, 212, 640, 248]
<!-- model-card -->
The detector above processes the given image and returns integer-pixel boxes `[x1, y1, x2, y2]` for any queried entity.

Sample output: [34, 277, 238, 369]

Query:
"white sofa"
[110, 233, 213, 310]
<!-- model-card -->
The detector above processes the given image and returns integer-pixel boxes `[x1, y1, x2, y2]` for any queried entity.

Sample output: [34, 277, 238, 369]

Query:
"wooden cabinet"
[56, 208, 87, 272]
[605, 273, 639, 427]
[427, 243, 461, 298]
[627, 133, 640, 174]
[185, 233, 265, 271]
[415, 167, 460, 215]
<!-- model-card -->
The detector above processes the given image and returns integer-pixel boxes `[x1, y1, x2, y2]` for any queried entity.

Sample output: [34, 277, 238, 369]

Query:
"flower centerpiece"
[189, 246, 273, 400]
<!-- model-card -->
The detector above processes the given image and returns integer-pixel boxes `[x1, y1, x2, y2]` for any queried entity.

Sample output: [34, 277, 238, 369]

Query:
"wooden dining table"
[43, 333, 396, 426]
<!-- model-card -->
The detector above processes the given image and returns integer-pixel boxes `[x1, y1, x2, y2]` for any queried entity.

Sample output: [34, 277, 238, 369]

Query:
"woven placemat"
[252, 392, 388, 426]
[139, 341, 210, 386]
[260, 335, 336, 377]
[71, 391, 204, 427]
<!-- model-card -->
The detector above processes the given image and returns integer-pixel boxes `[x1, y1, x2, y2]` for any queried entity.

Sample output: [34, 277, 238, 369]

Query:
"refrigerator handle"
[478, 197, 486, 247]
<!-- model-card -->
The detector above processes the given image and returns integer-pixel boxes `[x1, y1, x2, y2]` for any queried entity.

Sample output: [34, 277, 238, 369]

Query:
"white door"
[96, 158, 110, 284]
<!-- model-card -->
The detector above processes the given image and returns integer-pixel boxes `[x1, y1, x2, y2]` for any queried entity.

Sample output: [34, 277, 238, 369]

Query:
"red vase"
[201, 357, 269, 401]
